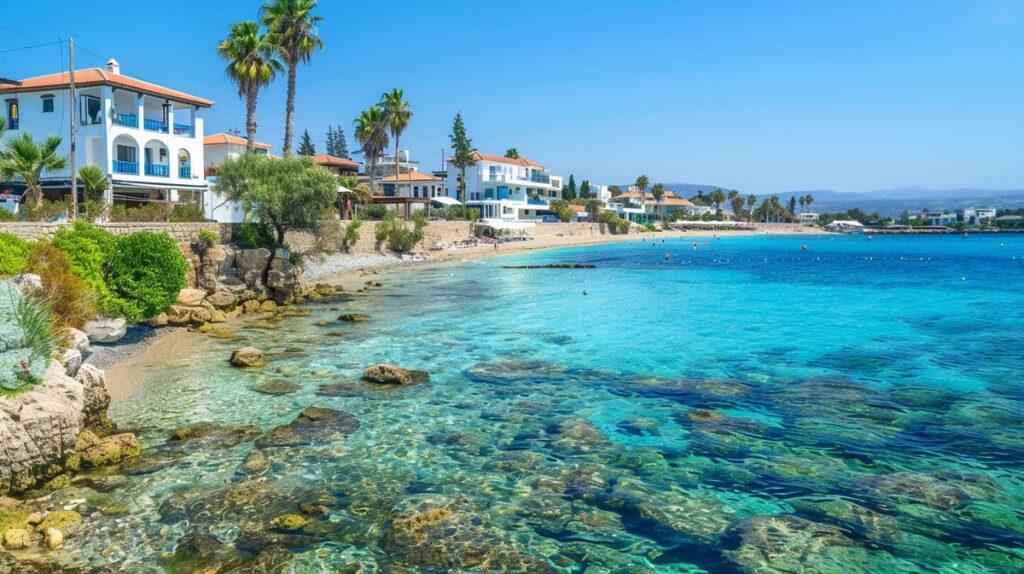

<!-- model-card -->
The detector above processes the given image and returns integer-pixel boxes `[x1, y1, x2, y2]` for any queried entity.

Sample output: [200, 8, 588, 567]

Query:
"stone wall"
[0, 222, 232, 243]
[285, 221, 476, 255]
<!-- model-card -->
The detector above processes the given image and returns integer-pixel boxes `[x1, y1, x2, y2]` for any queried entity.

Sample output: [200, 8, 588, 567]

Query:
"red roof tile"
[313, 154, 361, 169]
[0, 68, 213, 107]
[203, 133, 273, 150]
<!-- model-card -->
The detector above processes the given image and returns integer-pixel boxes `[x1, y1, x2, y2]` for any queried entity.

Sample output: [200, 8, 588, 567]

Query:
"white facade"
[798, 212, 820, 223]
[445, 152, 564, 222]
[202, 133, 274, 223]
[928, 212, 958, 226]
[963, 208, 996, 226]
[369, 150, 420, 180]
[1, 60, 209, 206]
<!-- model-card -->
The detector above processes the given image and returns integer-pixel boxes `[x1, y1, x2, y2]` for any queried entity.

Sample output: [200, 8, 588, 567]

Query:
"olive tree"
[216, 153, 337, 246]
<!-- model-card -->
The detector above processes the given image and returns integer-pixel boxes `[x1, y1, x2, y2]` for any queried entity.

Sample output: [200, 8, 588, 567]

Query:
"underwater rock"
[37, 510, 80, 532]
[230, 347, 266, 368]
[196, 323, 234, 338]
[270, 514, 308, 531]
[316, 381, 363, 397]
[169, 422, 261, 449]
[790, 496, 900, 542]
[363, 364, 430, 386]
[861, 472, 968, 511]
[687, 409, 726, 422]
[76, 431, 140, 468]
[43, 527, 62, 550]
[467, 360, 568, 384]
[119, 450, 183, 476]
[2, 528, 30, 550]
[338, 313, 371, 322]
[552, 418, 609, 453]
[253, 380, 302, 395]
[619, 376, 751, 400]
[240, 449, 270, 475]
[727, 515, 857, 573]
[256, 406, 360, 448]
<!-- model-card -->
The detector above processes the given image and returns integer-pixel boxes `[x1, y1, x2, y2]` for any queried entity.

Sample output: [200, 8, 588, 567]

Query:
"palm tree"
[217, 21, 283, 152]
[0, 117, 6, 139]
[651, 183, 665, 203]
[709, 188, 727, 213]
[78, 165, 109, 201]
[0, 133, 67, 209]
[353, 106, 389, 194]
[798, 196, 806, 213]
[634, 175, 649, 222]
[746, 194, 757, 223]
[260, 0, 323, 155]
[804, 194, 814, 213]
[380, 88, 412, 183]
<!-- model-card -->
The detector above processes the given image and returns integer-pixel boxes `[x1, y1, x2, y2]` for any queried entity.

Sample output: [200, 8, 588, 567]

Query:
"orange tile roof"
[379, 172, 439, 183]
[612, 191, 694, 206]
[313, 154, 361, 169]
[204, 132, 273, 150]
[0, 68, 213, 107]
[470, 151, 545, 168]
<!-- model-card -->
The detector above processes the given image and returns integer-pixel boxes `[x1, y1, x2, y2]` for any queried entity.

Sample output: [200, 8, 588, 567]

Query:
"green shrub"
[106, 232, 188, 321]
[20, 200, 70, 222]
[288, 250, 304, 267]
[51, 222, 119, 315]
[170, 202, 205, 222]
[24, 243, 96, 330]
[375, 211, 427, 253]
[1, 281, 56, 392]
[342, 219, 362, 252]
[0, 209, 14, 222]
[0, 232, 31, 277]
[234, 222, 275, 249]
[361, 204, 390, 220]
[109, 203, 171, 222]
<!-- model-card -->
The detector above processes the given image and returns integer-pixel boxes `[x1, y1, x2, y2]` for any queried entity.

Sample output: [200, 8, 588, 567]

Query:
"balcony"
[527, 198, 548, 206]
[144, 118, 169, 133]
[173, 124, 194, 137]
[145, 164, 169, 177]
[179, 165, 191, 179]
[113, 160, 138, 175]
[114, 113, 138, 128]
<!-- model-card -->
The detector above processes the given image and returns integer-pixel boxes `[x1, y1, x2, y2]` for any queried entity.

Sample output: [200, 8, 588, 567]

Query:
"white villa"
[0, 59, 211, 207]
[369, 150, 420, 181]
[797, 212, 820, 224]
[963, 208, 996, 226]
[445, 151, 563, 223]
[380, 171, 445, 200]
[202, 132, 276, 223]
[608, 190, 709, 223]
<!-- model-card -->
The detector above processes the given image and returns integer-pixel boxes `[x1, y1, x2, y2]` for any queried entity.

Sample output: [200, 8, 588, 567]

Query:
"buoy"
[801, 245, 808, 251]
[582, 290, 588, 296]
[664, 253, 671, 260]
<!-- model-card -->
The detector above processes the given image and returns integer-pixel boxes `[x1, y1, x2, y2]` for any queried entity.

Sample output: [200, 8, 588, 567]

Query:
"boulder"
[44, 527, 63, 550]
[2, 528, 30, 550]
[237, 248, 272, 274]
[148, 313, 169, 327]
[175, 288, 207, 307]
[266, 270, 287, 290]
[76, 431, 140, 467]
[206, 291, 238, 309]
[242, 300, 262, 314]
[241, 449, 270, 475]
[256, 406, 359, 448]
[56, 348, 82, 378]
[189, 307, 213, 324]
[76, 364, 113, 432]
[230, 348, 266, 368]
[62, 328, 90, 355]
[338, 314, 371, 323]
[270, 513, 308, 531]
[82, 316, 127, 343]
[259, 300, 278, 313]
[10, 273, 43, 297]
[209, 309, 228, 324]
[166, 305, 193, 325]
[363, 364, 430, 386]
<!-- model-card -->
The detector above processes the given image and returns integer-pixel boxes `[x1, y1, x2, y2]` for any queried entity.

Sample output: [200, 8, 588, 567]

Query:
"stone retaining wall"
[0, 222, 232, 243]
[285, 221, 476, 255]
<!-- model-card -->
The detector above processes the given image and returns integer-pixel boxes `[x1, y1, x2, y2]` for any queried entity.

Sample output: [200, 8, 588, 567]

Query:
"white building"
[202, 132, 276, 223]
[963, 208, 996, 226]
[608, 190, 708, 222]
[928, 212, 958, 226]
[0, 59, 211, 207]
[797, 212, 820, 224]
[445, 151, 563, 222]
[369, 150, 419, 180]
[380, 171, 444, 199]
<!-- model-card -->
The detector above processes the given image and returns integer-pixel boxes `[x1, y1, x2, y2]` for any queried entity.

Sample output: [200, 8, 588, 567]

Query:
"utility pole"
[69, 37, 77, 222]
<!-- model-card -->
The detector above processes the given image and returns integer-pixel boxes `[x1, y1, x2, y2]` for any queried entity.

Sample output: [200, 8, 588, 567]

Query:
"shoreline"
[102, 226, 818, 398]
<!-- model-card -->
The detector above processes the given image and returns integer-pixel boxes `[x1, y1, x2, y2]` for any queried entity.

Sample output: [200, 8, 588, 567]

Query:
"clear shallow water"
[58, 234, 1024, 572]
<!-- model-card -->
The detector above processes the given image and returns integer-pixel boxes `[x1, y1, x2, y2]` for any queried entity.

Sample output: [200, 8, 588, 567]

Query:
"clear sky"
[2, 0, 1022, 193]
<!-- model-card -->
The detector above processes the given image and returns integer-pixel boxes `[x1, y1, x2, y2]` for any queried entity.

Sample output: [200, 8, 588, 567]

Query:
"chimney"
[106, 59, 120, 75]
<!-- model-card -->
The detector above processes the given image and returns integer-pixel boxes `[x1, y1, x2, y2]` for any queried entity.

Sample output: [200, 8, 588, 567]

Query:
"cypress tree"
[298, 130, 316, 156]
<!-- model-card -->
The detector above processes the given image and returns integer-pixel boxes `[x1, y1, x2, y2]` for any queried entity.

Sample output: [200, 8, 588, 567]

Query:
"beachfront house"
[313, 154, 360, 177]
[368, 150, 419, 181]
[445, 151, 564, 223]
[607, 190, 708, 223]
[928, 211, 958, 226]
[963, 208, 996, 226]
[202, 132, 277, 223]
[797, 212, 820, 224]
[0, 59, 211, 209]
[824, 220, 865, 233]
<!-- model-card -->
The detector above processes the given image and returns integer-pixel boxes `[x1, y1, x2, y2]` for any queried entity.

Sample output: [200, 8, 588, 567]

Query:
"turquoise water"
[63, 234, 1024, 572]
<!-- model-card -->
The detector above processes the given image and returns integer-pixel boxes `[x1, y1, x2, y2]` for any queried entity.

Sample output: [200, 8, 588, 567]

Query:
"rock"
[230, 348, 266, 368]
[237, 248, 272, 274]
[266, 270, 287, 290]
[62, 328, 90, 355]
[206, 291, 238, 309]
[241, 449, 270, 475]
[254, 380, 301, 395]
[363, 364, 430, 386]
[256, 406, 360, 448]
[175, 288, 207, 307]
[76, 431, 140, 467]
[26, 512, 43, 525]
[148, 313, 169, 327]
[37, 510, 80, 532]
[727, 515, 857, 572]
[242, 300, 262, 314]
[2, 528, 30, 550]
[270, 514, 308, 531]
[44, 527, 63, 549]
[189, 307, 213, 324]
[169, 423, 261, 449]
[56, 348, 82, 378]
[338, 313, 371, 322]
[259, 300, 278, 313]
[196, 324, 233, 339]
[10, 273, 43, 297]
[0, 361, 89, 494]
[166, 305, 193, 325]
[0, 496, 19, 512]
[76, 364, 113, 432]
[82, 316, 127, 343]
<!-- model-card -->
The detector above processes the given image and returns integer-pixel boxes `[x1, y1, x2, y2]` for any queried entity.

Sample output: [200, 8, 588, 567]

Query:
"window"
[80, 95, 102, 125]
[42, 96, 54, 113]
[117, 144, 137, 163]
[5, 100, 18, 129]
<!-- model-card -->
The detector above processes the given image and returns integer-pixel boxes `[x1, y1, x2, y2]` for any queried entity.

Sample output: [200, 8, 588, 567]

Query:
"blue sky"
[2, 0, 1022, 193]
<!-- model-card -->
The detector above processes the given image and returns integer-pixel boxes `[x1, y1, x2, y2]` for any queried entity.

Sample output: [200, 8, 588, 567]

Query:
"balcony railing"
[114, 113, 138, 128]
[113, 160, 138, 175]
[173, 124, 194, 137]
[144, 118, 168, 133]
[145, 163, 169, 177]
[179, 165, 191, 179]
[527, 198, 548, 206]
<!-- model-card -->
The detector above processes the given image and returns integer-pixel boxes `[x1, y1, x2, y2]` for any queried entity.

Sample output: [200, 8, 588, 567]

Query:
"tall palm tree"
[746, 194, 757, 223]
[0, 133, 67, 209]
[804, 194, 814, 213]
[217, 20, 283, 152]
[0, 117, 6, 139]
[260, 0, 323, 155]
[634, 175, 649, 222]
[798, 196, 806, 213]
[354, 106, 389, 194]
[380, 89, 412, 183]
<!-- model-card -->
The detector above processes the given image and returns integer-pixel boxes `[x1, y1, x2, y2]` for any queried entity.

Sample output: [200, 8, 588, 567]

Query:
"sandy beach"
[103, 225, 817, 398]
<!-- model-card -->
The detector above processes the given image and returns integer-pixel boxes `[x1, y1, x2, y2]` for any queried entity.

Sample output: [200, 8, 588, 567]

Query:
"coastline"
[103, 225, 817, 398]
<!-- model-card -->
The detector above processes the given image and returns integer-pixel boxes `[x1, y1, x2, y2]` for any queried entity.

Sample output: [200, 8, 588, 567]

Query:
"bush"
[170, 202, 205, 222]
[24, 243, 97, 330]
[0, 281, 56, 392]
[51, 222, 119, 315]
[106, 232, 189, 321]
[361, 204, 390, 220]
[234, 222, 276, 249]
[0, 232, 31, 278]
[108, 203, 172, 222]
[375, 211, 427, 253]
[342, 219, 362, 252]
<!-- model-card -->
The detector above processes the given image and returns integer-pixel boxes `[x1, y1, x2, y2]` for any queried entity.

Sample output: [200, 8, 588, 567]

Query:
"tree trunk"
[32, 184, 43, 209]
[283, 62, 297, 155]
[394, 137, 400, 189]
[369, 158, 377, 194]
[246, 86, 258, 153]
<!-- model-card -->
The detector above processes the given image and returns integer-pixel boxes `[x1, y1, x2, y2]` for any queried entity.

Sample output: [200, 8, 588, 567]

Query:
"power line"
[0, 40, 63, 54]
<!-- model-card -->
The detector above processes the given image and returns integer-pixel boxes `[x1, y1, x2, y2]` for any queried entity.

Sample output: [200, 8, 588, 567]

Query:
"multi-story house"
[203, 132, 276, 223]
[963, 208, 996, 226]
[0, 59, 211, 207]
[445, 152, 563, 222]
[608, 190, 706, 222]
[368, 150, 419, 180]
[313, 154, 360, 177]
